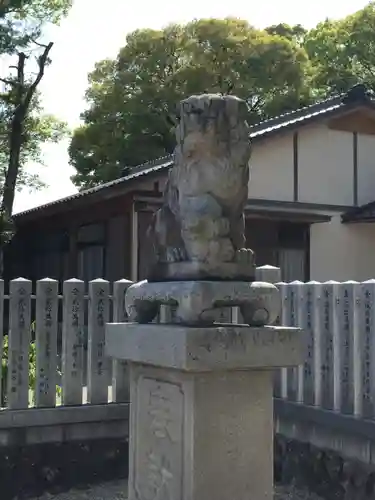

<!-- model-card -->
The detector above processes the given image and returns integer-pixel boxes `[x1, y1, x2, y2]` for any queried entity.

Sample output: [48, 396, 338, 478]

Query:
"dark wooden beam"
[293, 132, 299, 202]
[353, 131, 358, 206]
[245, 210, 331, 223]
[246, 198, 351, 212]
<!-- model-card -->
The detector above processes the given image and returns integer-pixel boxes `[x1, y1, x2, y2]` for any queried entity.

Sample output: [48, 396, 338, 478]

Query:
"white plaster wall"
[298, 125, 353, 206]
[310, 215, 375, 282]
[358, 133, 375, 206]
[248, 134, 294, 201]
[139, 124, 373, 208]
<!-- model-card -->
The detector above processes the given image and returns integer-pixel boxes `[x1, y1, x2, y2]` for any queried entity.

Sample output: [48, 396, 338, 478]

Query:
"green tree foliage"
[0, 0, 71, 270]
[304, 1, 375, 94]
[0, 0, 71, 210]
[1, 0, 71, 54]
[265, 23, 307, 45]
[1, 333, 36, 407]
[1, 326, 62, 407]
[69, 18, 312, 189]
[70, 3, 375, 190]
[0, 94, 67, 192]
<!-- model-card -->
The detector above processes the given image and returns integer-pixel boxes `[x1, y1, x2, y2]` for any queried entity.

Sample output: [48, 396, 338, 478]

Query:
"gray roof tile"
[14, 85, 374, 220]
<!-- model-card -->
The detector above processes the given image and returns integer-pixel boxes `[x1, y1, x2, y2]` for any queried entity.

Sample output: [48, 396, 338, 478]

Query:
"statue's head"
[175, 94, 251, 166]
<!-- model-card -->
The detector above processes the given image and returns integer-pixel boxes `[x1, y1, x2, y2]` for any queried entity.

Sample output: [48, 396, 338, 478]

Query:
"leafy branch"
[1, 41, 53, 219]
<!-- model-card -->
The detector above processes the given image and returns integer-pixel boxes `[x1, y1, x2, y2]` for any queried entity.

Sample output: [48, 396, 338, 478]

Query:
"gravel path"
[28, 480, 324, 500]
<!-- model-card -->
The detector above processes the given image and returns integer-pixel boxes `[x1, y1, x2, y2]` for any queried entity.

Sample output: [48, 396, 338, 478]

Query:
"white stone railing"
[1, 274, 375, 423]
[0, 278, 133, 410]
[274, 279, 375, 420]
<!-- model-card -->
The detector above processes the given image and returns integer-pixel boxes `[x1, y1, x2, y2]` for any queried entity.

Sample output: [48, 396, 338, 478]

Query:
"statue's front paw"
[235, 248, 255, 267]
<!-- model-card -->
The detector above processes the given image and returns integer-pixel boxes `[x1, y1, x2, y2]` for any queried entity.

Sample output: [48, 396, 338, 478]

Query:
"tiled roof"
[14, 84, 375, 220]
[342, 201, 375, 223]
[249, 99, 343, 138]
[250, 84, 375, 139]
[14, 156, 173, 219]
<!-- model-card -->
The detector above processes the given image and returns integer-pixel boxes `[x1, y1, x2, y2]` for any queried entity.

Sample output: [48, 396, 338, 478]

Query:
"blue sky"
[11, 0, 370, 214]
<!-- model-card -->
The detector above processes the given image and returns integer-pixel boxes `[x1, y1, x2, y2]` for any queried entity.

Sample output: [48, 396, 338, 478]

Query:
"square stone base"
[106, 324, 303, 371]
[129, 363, 274, 500]
[105, 324, 304, 500]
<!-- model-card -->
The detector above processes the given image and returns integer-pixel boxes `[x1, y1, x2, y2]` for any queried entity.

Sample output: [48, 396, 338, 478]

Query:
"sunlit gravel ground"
[28, 480, 324, 500]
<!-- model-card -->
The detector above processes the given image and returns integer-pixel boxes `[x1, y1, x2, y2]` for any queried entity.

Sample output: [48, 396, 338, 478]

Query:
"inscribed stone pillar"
[106, 323, 303, 500]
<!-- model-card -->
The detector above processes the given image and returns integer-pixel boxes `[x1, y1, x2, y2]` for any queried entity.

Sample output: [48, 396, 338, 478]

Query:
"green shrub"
[1, 324, 61, 407]
[1, 335, 37, 407]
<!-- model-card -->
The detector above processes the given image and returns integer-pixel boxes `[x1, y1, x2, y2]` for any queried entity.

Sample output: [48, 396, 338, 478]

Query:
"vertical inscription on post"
[340, 282, 355, 414]
[303, 283, 314, 405]
[35, 279, 58, 408]
[287, 283, 299, 400]
[7, 279, 32, 409]
[87, 279, 110, 404]
[62, 279, 84, 406]
[361, 281, 375, 418]
[134, 377, 184, 500]
[321, 283, 334, 409]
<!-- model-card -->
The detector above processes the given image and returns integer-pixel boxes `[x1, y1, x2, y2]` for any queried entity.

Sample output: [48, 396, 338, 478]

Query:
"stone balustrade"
[275, 278, 375, 420]
[0, 271, 373, 426]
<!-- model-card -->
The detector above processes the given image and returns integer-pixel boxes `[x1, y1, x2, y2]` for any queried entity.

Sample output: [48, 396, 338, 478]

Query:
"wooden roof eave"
[14, 168, 167, 224]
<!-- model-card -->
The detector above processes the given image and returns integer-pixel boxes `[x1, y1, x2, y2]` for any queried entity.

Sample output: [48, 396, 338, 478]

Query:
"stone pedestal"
[106, 324, 303, 500]
[125, 279, 280, 327]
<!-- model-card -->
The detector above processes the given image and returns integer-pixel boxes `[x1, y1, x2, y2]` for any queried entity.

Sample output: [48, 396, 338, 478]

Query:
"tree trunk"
[2, 115, 23, 220]
[0, 42, 53, 277]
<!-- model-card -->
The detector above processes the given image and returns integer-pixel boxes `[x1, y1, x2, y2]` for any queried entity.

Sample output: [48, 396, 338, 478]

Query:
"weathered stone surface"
[106, 92, 307, 500]
[125, 279, 281, 326]
[128, 364, 274, 500]
[106, 304, 305, 500]
[147, 94, 254, 282]
[106, 324, 304, 371]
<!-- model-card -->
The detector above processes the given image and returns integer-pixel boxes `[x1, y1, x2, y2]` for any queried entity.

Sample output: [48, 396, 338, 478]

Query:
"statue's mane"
[147, 93, 253, 282]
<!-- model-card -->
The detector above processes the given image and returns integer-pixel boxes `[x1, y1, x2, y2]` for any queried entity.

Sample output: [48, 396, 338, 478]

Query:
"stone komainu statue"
[148, 94, 255, 282]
